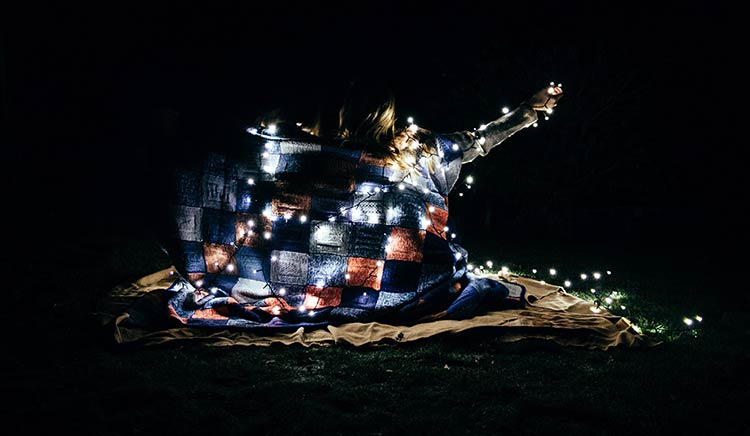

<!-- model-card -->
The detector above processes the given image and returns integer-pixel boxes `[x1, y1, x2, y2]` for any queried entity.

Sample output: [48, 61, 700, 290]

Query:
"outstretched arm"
[441, 85, 564, 163]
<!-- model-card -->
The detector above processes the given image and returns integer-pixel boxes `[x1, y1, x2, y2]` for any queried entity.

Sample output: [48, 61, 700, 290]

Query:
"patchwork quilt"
[161, 110, 535, 329]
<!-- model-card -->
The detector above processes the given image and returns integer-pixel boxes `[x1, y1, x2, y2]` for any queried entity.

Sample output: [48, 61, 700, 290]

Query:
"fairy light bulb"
[298, 305, 306, 313]
[458, 193, 464, 197]
[345, 273, 351, 280]
[580, 273, 588, 280]
[564, 280, 572, 287]
[502, 107, 509, 114]
[272, 307, 281, 315]
[407, 116, 414, 124]
[593, 272, 601, 280]
[316, 280, 325, 288]
[264, 141, 274, 150]
[263, 231, 271, 239]
[226, 264, 235, 272]
[454, 252, 462, 260]
[443, 226, 449, 232]
[590, 288, 596, 293]
[467, 264, 474, 271]
[247, 127, 258, 134]
[408, 124, 418, 133]
[532, 269, 537, 274]
[695, 315, 703, 322]
[478, 124, 487, 131]
[532, 123, 538, 128]
[271, 255, 278, 262]
[300, 215, 307, 223]
[486, 260, 493, 268]
[620, 305, 626, 310]
[428, 206, 436, 212]
[247, 177, 255, 185]
[398, 183, 405, 190]
[452, 144, 459, 151]
[278, 287, 286, 296]
[547, 87, 555, 94]
[266, 124, 277, 134]
[465, 175, 473, 184]
[549, 81, 555, 86]
[607, 271, 612, 275]
[195, 279, 203, 287]
[501, 266, 509, 274]
[247, 219, 255, 227]
[605, 297, 613, 304]
[683, 318, 693, 326]
[450, 233, 456, 239]
[549, 268, 557, 276]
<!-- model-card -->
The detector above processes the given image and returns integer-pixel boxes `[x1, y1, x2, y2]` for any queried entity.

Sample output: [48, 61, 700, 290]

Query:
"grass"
[6, 235, 749, 435]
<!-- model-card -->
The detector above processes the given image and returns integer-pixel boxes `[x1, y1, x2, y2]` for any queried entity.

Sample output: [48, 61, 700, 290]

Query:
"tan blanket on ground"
[97, 268, 657, 350]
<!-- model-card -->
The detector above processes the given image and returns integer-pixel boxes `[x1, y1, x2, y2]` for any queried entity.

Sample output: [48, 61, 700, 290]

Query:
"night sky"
[2, 3, 736, 268]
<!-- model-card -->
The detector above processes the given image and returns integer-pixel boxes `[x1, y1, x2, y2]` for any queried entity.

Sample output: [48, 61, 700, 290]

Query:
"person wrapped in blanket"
[160, 82, 563, 329]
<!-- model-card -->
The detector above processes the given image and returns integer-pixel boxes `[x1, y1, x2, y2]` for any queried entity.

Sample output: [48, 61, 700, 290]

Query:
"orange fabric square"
[346, 257, 384, 290]
[202, 242, 238, 274]
[386, 227, 425, 262]
[303, 286, 343, 310]
[425, 204, 449, 239]
[235, 213, 273, 248]
[192, 308, 229, 320]
[271, 191, 312, 218]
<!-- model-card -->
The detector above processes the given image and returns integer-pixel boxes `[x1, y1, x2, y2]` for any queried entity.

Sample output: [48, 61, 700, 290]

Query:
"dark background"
[1, 2, 737, 271]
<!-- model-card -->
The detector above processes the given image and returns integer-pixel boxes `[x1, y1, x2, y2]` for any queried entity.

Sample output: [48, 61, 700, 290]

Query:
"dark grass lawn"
[6, 235, 749, 435]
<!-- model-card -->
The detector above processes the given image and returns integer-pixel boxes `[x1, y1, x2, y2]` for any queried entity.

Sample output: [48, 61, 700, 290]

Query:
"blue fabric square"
[422, 232, 455, 265]
[380, 260, 421, 293]
[172, 167, 201, 207]
[180, 240, 206, 273]
[385, 192, 424, 229]
[349, 223, 388, 259]
[201, 208, 236, 245]
[201, 274, 240, 293]
[272, 219, 310, 253]
[236, 247, 267, 278]
[307, 254, 347, 287]
[340, 287, 379, 310]
[310, 194, 353, 221]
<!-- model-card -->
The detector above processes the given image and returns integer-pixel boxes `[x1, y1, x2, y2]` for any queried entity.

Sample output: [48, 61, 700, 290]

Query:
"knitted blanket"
[160, 124, 526, 329]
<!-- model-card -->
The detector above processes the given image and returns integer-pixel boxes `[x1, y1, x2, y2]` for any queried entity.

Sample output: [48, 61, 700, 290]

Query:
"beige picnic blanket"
[97, 267, 657, 350]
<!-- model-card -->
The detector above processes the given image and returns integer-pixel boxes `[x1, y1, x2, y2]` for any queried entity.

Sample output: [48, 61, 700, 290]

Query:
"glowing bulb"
[271, 255, 278, 262]
[452, 144, 459, 151]
[247, 177, 255, 185]
[264, 141, 274, 150]
[549, 268, 557, 276]
[478, 124, 487, 131]
[262, 152, 269, 158]
[695, 315, 703, 322]
[593, 272, 601, 280]
[263, 231, 271, 239]
[300, 215, 307, 223]
[607, 271, 612, 275]
[443, 226, 449, 232]
[407, 116, 414, 124]
[550, 81, 555, 86]
[328, 216, 336, 222]
[374, 187, 381, 193]
[345, 273, 351, 280]
[210, 287, 219, 295]
[564, 280, 572, 287]
[247, 127, 258, 134]
[398, 183, 405, 190]
[544, 115, 549, 120]
[620, 305, 626, 310]
[590, 288, 596, 293]
[502, 107, 509, 114]
[266, 124, 277, 134]
[546, 108, 553, 114]
[450, 233, 456, 239]
[501, 266, 509, 274]
[532, 269, 537, 274]
[465, 175, 473, 184]
[247, 219, 255, 227]
[169, 270, 174, 275]
[547, 87, 555, 94]
[683, 317, 693, 326]
[272, 307, 281, 315]
[408, 124, 418, 133]
[557, 83, 562, 87]
[298, 305, 306, 313]
[428, 206, 436, 212]
[283, 212, 292, 220]
[214, 262, 219, 267]
[532, 123, 538, 128]
[458, 193, 464, 197]
[486, 261, 493, 268]
[580, 273, 588, 280]
[316, 280, 325, 288]
[454, 252, 462, 260]
[467, 264, 474, 271]
[226, 264, 235, 272]
[278, 288, 286, 296]
[605, 297, 613, 304]
[296, 122, 302, 126]
[376, 260, 383, 266]
[195, 279, 203, 287]
[438, 150, 444, 157]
